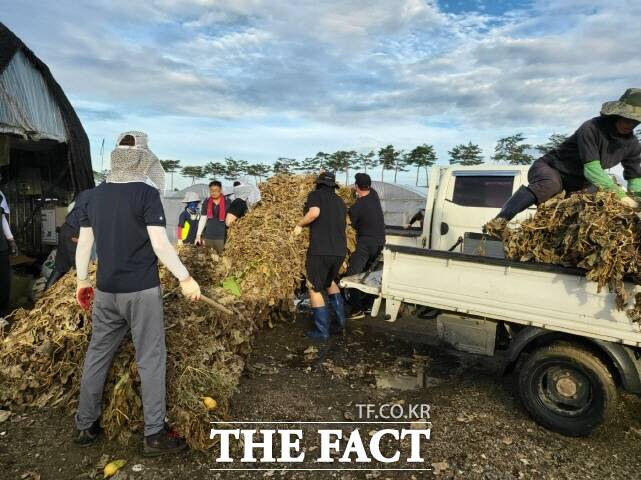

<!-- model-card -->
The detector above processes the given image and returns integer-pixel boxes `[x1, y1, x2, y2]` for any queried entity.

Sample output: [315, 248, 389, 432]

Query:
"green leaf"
[222, 276, 242, 297]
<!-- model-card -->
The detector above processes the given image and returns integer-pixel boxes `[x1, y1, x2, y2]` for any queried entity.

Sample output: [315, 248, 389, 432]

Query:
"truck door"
[430, 169, 528, 252]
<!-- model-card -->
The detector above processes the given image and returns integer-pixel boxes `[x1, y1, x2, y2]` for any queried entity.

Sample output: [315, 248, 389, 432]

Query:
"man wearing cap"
[496, 88, 641, 221]
[176, 191, 201, 245]
[294, 172, 347, 339]
[195, 180, 230, 253]
[345, 173, 386, 320]
[74, 131, 201, 456]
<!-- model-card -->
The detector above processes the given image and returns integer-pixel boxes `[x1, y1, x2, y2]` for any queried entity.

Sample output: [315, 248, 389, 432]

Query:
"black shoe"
[348, 310, 365, 320]
[74, 420, 101, 447]
[143, 425, 188, 457]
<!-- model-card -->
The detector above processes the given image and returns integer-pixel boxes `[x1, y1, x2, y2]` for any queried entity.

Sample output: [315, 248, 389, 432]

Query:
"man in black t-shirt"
[294, 172, 347, 339]
[345, 173, 385, 319]
[74, 131, 201, 457]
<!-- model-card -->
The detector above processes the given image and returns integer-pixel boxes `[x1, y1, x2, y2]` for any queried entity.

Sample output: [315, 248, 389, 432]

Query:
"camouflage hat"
[601, 88, 641, 123]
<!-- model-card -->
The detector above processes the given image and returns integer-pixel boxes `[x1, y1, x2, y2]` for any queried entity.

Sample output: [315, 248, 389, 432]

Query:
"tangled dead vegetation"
[0, 174, 355, 450]
[484, 191, 641, 320]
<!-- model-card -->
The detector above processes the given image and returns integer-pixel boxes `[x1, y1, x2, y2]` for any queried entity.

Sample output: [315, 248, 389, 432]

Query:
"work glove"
[8, 239, 18, 256]
[293, 225, 303, 237]
[195, 235, 203, 246]
[76, 278, 95, 311]
[619, 195, 639, 209]
[180, 276, 201, 301]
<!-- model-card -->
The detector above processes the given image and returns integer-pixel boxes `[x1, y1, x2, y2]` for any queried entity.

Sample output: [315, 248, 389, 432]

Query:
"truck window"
[452, 176, 514, 208]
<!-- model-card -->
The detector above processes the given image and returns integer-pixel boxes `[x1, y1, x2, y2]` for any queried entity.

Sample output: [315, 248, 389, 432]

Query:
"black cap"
[354, 173, 371, 188]
[316, 171, 337, 187]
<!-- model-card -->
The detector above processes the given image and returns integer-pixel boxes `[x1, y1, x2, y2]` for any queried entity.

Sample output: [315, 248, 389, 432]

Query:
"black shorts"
[306, 254, 344, 291]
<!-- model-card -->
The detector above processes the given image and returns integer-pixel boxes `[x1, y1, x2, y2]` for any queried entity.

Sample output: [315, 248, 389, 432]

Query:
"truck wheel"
[517, 342, 617, 437]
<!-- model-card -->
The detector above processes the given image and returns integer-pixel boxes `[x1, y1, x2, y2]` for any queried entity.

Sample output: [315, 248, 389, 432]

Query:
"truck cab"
[387, 165, 532, 254]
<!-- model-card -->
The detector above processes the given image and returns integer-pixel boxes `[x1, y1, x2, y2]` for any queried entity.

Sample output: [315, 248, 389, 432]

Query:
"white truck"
[341, 165, 641, 437]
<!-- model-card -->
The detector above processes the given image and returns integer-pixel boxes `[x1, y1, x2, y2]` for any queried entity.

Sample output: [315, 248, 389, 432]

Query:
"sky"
[2, 0, 640, 189]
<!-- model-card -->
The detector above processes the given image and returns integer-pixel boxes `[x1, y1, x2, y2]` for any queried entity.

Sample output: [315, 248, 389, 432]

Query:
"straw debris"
[484, 191, 641, 319]
[0, 174, 355, 450]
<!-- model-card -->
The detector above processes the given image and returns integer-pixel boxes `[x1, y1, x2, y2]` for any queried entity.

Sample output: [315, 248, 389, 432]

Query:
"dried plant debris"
[0, 174, 355, 450]
[483, 191, 641, 320]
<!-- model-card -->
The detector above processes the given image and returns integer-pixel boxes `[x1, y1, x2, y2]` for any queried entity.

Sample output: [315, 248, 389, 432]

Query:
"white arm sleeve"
[197, 215, 207, 237]
[2, 215, 13, 240]
[76, 227, 94, 281]
[147, 226, 190, 281]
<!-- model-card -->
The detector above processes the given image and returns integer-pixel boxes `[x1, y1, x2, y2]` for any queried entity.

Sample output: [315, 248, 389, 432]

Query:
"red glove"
[76, 287, 94, 311]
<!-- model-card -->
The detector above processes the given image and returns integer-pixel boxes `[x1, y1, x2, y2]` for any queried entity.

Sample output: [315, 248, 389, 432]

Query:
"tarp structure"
[162, 180, 426, 243]
[369, 180, 426, 226]
[0, 22, 93, 192]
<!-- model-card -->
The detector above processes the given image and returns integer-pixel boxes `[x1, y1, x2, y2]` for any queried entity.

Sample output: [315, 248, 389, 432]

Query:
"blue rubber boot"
[306, 306, 330, 340]
[328, 293, 346, 333]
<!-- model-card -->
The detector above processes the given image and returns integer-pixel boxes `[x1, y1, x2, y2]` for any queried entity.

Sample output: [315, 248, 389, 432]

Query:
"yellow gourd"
[201, 396, 217, 411]
[103, 459, 126, 478]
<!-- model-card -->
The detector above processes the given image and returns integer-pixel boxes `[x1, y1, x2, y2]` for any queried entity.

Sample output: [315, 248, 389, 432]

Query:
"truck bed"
[340, 245, 641, 347]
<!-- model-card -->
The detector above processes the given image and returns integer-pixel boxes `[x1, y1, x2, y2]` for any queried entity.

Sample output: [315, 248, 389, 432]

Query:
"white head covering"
[107, 131, 166, 191]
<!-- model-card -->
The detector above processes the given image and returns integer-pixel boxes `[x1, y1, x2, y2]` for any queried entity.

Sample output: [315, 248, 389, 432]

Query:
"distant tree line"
[93, 133, 570, 188]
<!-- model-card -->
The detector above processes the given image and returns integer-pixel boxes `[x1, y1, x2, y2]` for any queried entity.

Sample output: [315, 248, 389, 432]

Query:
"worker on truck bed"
[294, 171, 347, 339]
[176, 191, 201, 245]
[195, 180, 230, 253]
[345, 173, 386, 320]
[74, 131, 201, 456]
[496, 88, 641, 221]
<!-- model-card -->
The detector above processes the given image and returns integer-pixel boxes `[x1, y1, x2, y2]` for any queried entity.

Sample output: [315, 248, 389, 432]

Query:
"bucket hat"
[601, 88, 641, 123]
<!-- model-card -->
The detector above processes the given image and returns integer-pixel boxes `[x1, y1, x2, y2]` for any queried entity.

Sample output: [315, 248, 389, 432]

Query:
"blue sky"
[2, 0, 639, 189]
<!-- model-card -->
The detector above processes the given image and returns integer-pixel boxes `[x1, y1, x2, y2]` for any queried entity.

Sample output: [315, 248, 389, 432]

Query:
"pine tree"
[377, 145, 399, 182]
[406, 144, 437, 185]
[181, 166, 206, 185]
[160, 159, 181, 190]
[492, 133, 534, 165]
[448, 142, 484, 166]
[535, 133, 568, 155]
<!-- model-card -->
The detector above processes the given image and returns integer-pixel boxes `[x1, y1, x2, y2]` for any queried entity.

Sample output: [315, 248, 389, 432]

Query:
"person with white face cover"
[73, 131, 200, 456]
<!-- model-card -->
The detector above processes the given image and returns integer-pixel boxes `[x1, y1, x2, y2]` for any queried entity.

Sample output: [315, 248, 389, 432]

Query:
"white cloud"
[2, 0, 640, 184]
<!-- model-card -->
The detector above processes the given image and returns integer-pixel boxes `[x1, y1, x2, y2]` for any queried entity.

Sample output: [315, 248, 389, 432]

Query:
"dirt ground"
[2, 311, 641, 480]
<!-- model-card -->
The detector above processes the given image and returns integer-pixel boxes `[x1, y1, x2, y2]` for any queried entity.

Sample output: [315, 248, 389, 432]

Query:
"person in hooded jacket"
[496, 88, 641, 221]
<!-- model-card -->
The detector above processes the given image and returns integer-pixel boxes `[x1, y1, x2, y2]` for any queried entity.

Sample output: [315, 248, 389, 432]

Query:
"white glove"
[619, 195, 639, 209]
[293, 225, 303, 236]
[180, 276, 201, 301]
[176, 239, 183, 246]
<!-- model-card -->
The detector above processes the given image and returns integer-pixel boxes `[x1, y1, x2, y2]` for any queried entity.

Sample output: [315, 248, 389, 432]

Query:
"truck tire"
[517, 342, 617, 437]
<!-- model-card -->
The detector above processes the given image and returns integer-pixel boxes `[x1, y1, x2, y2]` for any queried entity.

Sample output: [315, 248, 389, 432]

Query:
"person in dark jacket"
[345, 173, 386, 319]
[0, 190, 17, 319]
[496, 88, 641, 221]
[294, 172, 347, 339]
[44, 189, 92, 290]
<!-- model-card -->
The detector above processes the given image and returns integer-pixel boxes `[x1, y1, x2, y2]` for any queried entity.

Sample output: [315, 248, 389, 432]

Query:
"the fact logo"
[210, 425, 431, 465]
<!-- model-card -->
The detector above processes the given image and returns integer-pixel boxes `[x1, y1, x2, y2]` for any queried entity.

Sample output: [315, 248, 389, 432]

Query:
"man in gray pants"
[74, 131, 201, 456]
